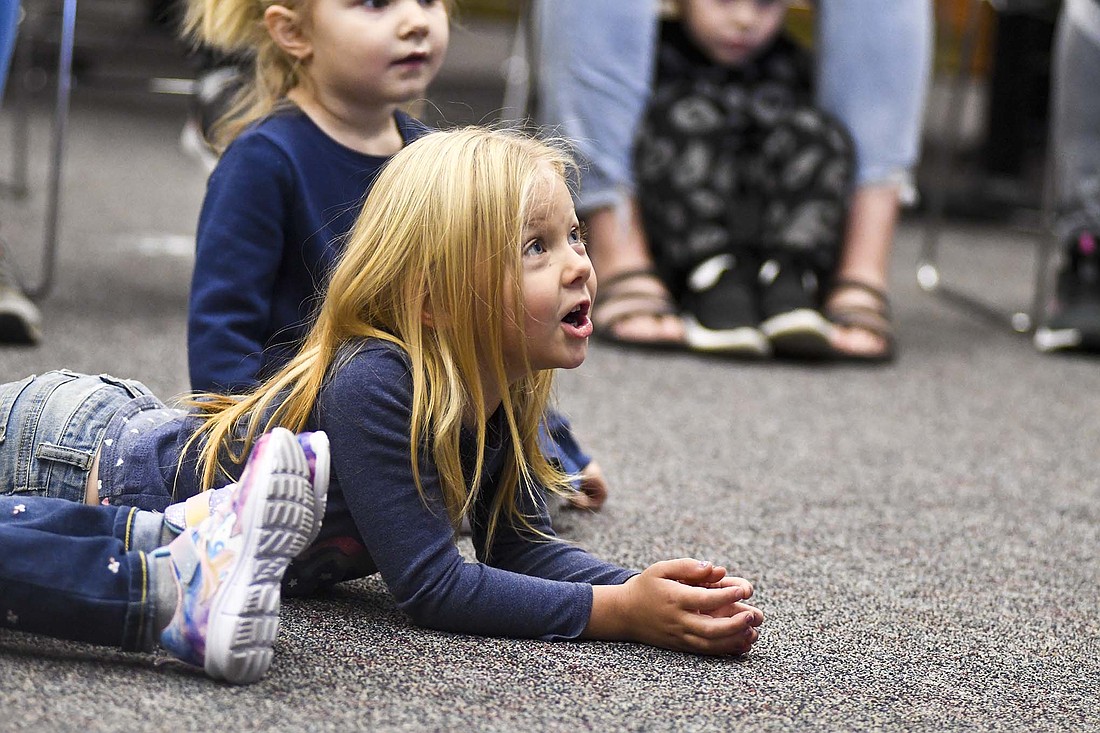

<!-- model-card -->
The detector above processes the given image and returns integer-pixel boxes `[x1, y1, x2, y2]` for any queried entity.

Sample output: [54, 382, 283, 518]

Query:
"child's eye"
[361, 0, 391, 9]
[523, 239, 546, 257]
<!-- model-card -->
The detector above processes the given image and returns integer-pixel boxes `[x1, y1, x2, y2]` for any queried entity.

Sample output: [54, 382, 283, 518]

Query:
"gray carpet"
[1, 21, 1098, 733]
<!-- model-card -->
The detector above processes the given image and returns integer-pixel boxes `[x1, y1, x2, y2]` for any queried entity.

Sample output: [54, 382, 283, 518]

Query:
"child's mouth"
[394, 52, 429, 67]
[561, 302, 593, 337]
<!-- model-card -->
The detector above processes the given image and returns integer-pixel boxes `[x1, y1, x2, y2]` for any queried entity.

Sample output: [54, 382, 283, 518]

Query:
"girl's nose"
[564, 247, 594, 288]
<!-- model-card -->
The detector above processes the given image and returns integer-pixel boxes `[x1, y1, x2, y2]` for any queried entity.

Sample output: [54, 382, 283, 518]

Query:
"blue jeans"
[0, 0, 17, 106]
[533, 0, 932, 204]
[534, 0, 659, 215]
[1052, 0, 1100, 238]
[0, 370, 156, 503]
[0, 495, 163, 652]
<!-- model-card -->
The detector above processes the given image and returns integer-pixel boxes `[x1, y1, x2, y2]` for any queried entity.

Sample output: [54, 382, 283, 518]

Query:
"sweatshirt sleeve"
[188, 134, 292, 393]
[317, 347, 630, 641]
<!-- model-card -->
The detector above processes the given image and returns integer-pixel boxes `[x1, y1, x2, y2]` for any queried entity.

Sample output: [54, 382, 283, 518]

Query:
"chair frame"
[917, 0, 1058, 333]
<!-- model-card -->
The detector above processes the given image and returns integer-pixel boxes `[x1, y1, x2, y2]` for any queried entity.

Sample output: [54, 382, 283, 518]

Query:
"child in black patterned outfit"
[635, 0, 854, 357]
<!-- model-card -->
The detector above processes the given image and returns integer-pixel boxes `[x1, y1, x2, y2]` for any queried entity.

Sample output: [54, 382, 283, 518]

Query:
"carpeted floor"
[1, 14, 1097, 733]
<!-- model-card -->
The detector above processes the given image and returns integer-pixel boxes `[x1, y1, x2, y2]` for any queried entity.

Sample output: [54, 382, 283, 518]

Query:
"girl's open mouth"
[561, 302, 593, 338]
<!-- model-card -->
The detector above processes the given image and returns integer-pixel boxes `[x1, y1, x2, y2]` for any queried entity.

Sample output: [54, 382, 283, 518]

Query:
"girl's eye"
[523, 240, 546, 257]
[570, 225, 588, 251]
[361, 0, 390, 9]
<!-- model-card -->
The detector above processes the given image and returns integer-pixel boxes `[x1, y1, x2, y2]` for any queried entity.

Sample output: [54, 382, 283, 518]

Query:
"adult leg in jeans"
[534, 0, 684, 345]
[816, 0, 934, 358]
[1034, 0, 1100, 351]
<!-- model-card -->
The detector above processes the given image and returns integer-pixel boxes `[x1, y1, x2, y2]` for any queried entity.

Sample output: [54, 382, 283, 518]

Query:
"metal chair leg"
[917, 0, 1041, 334]
[20, 0, 76, 299]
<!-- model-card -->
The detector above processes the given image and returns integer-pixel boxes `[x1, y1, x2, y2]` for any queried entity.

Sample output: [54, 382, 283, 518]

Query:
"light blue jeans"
[1052, 0, 1100, 238]
[534, 0, 932, 211]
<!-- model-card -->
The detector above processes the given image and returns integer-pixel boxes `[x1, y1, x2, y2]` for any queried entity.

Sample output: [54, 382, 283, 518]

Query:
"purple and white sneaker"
[165, 431, 330, 547]
[157, 427, 314, 684]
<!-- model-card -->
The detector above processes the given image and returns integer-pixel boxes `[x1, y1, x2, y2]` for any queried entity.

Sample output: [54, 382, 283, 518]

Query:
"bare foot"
[824, 282, 893, 359]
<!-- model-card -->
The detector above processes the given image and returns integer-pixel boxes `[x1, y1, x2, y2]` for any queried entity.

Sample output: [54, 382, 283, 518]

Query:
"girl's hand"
[585, 559, 763, 656]
[565, 460, 609, 511]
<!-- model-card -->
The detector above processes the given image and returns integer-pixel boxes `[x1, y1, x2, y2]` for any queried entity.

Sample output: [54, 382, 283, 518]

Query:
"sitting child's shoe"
[164, 431, 330, 547]
[157, 427, 314, 684]
[682, 253, 769, 356]
[0, 240, 42, 345]
[1034, 231, 1100, 353]
[757, 253, 832, 358]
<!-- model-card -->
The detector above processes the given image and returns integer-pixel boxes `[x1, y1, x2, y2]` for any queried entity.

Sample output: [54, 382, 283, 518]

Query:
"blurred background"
[0, 0, 1066, 383]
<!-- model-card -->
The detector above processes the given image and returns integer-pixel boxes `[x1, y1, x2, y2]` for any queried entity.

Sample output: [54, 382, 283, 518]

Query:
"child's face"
[680, 0, 787, 66]
[502, 166, 596, 381]
[304, 0, 448, 108]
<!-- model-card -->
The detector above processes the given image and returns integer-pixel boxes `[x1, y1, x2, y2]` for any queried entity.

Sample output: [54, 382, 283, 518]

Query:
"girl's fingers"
[677, 582, 748, 613]
[682, 615, 762, 655]
[681, 608, 761, 640]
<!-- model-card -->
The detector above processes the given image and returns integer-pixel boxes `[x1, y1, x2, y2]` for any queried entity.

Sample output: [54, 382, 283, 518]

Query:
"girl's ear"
[264, 5, 312, 61]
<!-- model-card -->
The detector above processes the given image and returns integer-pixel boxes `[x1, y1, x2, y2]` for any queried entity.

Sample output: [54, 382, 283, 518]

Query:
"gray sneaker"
[0, 242, 42, 344]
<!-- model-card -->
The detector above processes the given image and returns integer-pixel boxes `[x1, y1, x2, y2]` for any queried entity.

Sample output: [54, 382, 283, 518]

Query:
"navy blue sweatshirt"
[100, 340, 635, 639]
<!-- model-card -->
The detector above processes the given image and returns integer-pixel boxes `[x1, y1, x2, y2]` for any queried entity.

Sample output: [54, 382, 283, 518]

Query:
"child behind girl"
[0, 129, 763, 684]
[183, 0, 606, 509]
[634, 0, 855, 357]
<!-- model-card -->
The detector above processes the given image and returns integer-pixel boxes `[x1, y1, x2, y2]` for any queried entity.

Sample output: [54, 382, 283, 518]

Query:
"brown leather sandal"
[591, 269, 685, 349]
[824, 279, 896, 363]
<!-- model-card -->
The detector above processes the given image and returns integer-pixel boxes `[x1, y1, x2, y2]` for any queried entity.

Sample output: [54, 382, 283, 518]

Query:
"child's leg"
[0, 495, 161, 652]
[635, 93, 767, 355]
[0, 429, 316, 684]
[755, 108, 855, 355]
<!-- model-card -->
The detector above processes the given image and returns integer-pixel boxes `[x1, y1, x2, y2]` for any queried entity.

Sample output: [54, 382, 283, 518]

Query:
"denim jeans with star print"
[0, 495, 162, 651]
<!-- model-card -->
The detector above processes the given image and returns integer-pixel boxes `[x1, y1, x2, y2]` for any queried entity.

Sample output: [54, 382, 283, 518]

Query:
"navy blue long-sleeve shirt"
[100, 340, 634, 640]
[187, 109, 429, 393]
[185, 108, 591, 477]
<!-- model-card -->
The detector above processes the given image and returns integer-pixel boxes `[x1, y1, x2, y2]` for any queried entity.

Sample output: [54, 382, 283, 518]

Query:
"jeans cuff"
[122, 550, 157, 653]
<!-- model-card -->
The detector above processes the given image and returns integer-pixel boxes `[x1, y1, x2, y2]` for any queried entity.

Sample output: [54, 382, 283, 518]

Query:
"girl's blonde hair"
[186, 127, 577, 543]
[180, 0, 452, 150]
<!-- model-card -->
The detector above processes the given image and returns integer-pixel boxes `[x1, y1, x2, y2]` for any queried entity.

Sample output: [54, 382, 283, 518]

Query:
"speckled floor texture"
[1, 15, 1098, 733]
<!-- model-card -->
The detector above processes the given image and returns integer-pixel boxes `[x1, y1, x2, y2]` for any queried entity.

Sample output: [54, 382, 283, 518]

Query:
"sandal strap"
[591, 268, 678, 331]
[598, 267, 665, 290]
[593, 291, 677, 330]
[830, 278, 891, 314]
[826, 304, 894, 341]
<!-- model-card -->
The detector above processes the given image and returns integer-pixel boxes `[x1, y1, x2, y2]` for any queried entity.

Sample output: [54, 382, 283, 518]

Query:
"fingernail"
[698, 560, 711, 568]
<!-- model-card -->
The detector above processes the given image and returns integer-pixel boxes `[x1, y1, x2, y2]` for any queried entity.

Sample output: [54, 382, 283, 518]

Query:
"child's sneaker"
[682, 253, 769, 356]
[757, 253, 832, 357]
[164, 431, 330, 547]
[157, 427, 314, 684]
[1034, 231, 1100, 353]
[0, 240, 42, 345]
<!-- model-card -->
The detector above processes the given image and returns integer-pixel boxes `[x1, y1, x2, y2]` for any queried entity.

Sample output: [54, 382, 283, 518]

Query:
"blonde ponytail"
[180, 0, 308, 151]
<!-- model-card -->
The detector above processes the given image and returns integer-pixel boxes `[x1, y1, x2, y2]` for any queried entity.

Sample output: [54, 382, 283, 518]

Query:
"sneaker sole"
[684, 318, 770, 356]
[301, 431, 331, 545]
[760, 309, 833, 358]
[204, 429, 314, 684]
[1031, 325, 1100, 353]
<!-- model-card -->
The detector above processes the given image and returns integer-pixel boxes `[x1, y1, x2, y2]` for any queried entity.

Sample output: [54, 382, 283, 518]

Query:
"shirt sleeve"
[317, 347, 631, 641]
[470, 483, 636, 586]
[187, 134, 292, 393]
